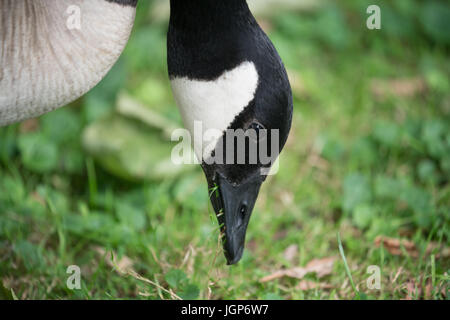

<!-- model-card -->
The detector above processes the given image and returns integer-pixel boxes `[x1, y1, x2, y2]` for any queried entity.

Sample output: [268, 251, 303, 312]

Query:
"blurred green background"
[0, 0, 449, 299]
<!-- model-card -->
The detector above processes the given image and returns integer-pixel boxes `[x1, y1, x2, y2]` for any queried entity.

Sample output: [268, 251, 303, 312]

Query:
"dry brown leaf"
[258, 19, 273, 33]
[127, 269, 182, 300]
[370, 77, 426, 99]
[404, 279, 420, 300]
[305, 257, 336, 277]
[246, 239, 258, 252]
[426, 243, 450, 258]
[391, 267, 403, 284]
[19, 118, 39, 133]
[260, 270, 287, 283]
[278, 191, 294, 207]
[95, 247, 181, 300]
[374, 235, 450, 259]
[424, 281, 433, 300]
[283, 244, 298, 264]
[273, 229, 289, 241]
[375, 235, 418, 257]
[402, 277, 444, 300]
[260, 256, 336, 283]
[441, 280, 448, 298]
[30, 192, 46, 207]
[95, 247, 134, 274]
[296, 280, 333, 291]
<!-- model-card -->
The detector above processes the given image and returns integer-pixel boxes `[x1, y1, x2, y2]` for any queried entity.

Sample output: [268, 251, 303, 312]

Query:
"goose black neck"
[169, 0, 251, 30]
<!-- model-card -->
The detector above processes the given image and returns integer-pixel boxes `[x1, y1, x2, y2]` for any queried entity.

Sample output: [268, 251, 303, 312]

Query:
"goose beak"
[209, 172, 263, 265]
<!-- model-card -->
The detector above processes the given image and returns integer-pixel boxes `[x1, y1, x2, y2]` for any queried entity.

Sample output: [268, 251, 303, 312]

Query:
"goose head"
[168, 0, 293, 264]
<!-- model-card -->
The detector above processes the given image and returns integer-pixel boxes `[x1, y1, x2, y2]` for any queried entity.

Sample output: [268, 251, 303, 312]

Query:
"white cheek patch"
[170, 61, 259, 161]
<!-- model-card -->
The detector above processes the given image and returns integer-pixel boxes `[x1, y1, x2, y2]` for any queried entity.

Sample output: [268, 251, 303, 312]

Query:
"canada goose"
[0, 0, 292, 265]
[168, 0, 293, 264]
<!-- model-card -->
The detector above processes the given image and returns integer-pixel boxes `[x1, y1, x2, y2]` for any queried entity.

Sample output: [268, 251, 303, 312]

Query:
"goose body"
[0, 0, 293, 265]
[0, 0, 137, 126]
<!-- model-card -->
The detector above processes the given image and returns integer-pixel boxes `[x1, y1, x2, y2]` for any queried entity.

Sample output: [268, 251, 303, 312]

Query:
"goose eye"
[249, 122, 265, 133]
[247, 121, 266, 142]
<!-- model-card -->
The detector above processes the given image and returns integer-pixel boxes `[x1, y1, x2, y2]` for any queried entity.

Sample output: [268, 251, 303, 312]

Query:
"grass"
[337, 233, 358, 298]
[0, 0, 449, 300]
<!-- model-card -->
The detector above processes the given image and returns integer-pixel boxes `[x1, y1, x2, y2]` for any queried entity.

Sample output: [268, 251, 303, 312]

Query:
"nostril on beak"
[239, 204, 247, 219]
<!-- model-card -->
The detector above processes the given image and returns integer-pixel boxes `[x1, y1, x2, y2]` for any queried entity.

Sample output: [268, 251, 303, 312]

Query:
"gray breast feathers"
[0, 0, 136, 126]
